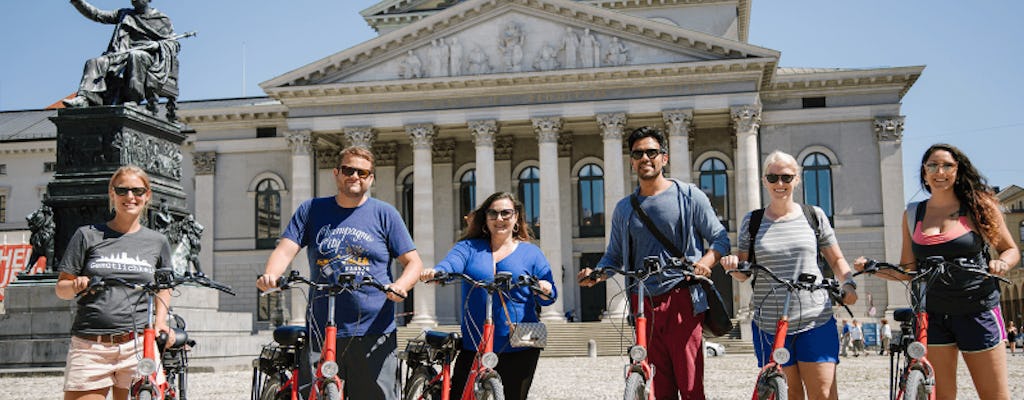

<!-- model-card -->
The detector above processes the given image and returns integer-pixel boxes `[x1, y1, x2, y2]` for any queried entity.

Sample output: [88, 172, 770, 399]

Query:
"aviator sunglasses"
[113, 186, 148, 196]
[765, 174, 795, 184]
[485, 208, 516, 220]
[339, 165, 372, 179]
[630, 148, 666, 160]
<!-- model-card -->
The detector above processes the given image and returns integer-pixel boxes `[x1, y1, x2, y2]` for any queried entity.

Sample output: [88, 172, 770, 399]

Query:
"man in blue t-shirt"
[257, 146, 422, 400]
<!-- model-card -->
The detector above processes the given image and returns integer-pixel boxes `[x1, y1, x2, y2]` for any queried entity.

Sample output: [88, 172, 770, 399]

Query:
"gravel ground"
[3, 352, 1023, 399]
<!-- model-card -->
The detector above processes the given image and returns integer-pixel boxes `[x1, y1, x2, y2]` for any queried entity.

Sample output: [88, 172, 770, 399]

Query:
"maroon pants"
[631, 287, 705, 400]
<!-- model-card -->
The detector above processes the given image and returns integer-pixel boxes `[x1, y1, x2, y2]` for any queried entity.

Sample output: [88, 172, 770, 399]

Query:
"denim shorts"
[752, 317, 839, 367]
[927, 306, 1005, 352]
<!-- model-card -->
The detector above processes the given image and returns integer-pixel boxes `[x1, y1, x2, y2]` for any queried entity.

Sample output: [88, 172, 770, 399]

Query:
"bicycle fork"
[312, 295, 344, 400]
[751, 288, 794, 400]
[463, 291, 497, 400]
[626, 282, 654, 400]
[134, 294, 168, 400]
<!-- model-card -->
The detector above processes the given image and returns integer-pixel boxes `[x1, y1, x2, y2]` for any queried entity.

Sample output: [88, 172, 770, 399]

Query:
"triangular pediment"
[262, 0, 778, 91]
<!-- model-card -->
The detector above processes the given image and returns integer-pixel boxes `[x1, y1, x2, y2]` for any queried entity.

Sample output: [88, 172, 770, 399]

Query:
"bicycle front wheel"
[136, 388, 155, 400]
[403, 366, 439, 400]
[475, 376, 505, 400]
[902, 370, 929, 400]
[258, 377, 281, 400]
[320, 380, 341, 400]
[623, 372, 646, 400]
[756, 375, 787, 400]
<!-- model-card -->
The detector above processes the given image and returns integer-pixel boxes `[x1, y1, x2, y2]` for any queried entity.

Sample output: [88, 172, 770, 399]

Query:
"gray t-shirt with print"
[58, 224, 173, 335]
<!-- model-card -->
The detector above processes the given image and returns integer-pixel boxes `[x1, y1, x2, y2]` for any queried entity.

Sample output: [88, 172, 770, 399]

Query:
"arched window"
[802, 152, 834, 218]
[518, 166, 540, 238]
[402, 174, 414, 236]
[578, 164, 605, 237]
[255, 179, 282, 249]
[459, 170, 476, 228]
[1018, 221, 1024, 247]
[699, 158, 729, 226]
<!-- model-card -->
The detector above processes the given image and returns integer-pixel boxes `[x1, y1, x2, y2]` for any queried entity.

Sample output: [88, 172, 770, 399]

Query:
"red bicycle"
[398, 330, 462, 400]
[855, 256, 1009, 400]
[77, 270, 235, 400]
[404, 271, 545, 400]
[728, 261, 850, 400]
[254, 270, 403, 400]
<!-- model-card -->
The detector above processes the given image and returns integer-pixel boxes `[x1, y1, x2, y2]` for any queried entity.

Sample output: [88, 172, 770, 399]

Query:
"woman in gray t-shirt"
[55, 165, 174, 400]
[721, 150, 858, 400]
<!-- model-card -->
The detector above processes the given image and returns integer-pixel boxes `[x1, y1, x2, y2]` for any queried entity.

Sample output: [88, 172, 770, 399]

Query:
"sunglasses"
[339, 165, 372, 179]
[630, 148, 665, 160]
[923, 162, 957, 174]
[113, 186, 148, 197]
[485, 208, 516, 220]
[765, 174, 795, 184]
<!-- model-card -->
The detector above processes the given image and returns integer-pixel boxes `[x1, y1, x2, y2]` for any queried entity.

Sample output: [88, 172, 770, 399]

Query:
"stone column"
[596, 113, 629, 321]
[533, 117, 566, 322]
[372, 141, 398, 206]
[470, 120, 497, 206]
[287, 130, 314, 325]
[344, 127, 376, 149]
[433, 138, 458, 325]
[192, 152, 216, 282]
[731, 106, 761, 339]
[558, 134, 575, 321]
[664, 109, 694, 182]
[876, 117, 909, 313]
[407, 124, 438, 327]
[494, 135, 514, 194]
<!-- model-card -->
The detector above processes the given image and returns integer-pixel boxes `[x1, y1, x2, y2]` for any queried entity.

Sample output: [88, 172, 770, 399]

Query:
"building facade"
[2, 0, 925, 332]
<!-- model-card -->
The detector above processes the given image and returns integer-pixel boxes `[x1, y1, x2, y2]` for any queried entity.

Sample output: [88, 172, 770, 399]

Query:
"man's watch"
[842, 278, 857, 290]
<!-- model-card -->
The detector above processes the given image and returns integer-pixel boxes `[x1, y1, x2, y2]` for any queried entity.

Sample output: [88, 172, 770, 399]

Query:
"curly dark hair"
[919, 143, 1001, 243]
[460, 192, 534, 242]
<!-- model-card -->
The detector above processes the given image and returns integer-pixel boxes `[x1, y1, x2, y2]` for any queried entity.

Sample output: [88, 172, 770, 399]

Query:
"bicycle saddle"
[273, 325, 307, 346]
[893, 308, 915, 323]
[424, 330, 462, 349]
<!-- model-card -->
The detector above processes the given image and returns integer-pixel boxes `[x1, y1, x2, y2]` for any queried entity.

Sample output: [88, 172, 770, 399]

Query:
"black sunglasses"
[630, 148, 665, 160]
[339, 165, 371, 179]
[765, 174, 795, 184]
[113, 186, 148, 196]
[485, 208, 516, 220]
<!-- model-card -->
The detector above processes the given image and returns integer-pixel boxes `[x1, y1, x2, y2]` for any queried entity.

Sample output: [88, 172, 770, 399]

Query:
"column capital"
[315, 145, 339, 169]
[874, 116, 905, 142]
[343, 127, 376, 149]
[192, 151, 216, 175]
[596, 113, 627, 140]
[287, 130, 313, 155]
[663, 109, 694, 137]
[406, 124, 436, 150]
[558, 134, 574, 157]
[532, 117, 563, 143]
[433, 137, 456, 163]
[373, 141, 399, 167]
[495, 134, 514, 160]
[730, 105, 762, 134]
[468, 120, 498, 146]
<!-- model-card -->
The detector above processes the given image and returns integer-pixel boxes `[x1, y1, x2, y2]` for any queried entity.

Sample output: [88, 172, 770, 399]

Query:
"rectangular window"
[0, 164, 6, 175]
[257, 291, 281, 323]
[257, 127, 277, 138]
[0, 195, 6, 223]
[44, 162, 57, 173]
[802, 97, 826, 108]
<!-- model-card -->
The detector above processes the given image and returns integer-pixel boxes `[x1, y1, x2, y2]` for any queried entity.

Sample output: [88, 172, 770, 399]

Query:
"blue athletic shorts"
[927, 306, 1005, 352]
[752, 317, 839, 367]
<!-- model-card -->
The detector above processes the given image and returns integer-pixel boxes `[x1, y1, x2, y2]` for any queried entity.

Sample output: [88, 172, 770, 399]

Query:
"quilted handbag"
[509, 322, 547, 348]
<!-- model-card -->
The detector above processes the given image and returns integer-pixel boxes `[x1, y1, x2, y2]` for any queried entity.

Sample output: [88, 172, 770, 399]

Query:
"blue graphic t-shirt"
[282, 196, 416, 338]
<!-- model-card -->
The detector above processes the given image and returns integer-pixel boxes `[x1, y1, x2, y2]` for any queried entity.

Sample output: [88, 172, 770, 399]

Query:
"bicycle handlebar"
[730, 261, 852, 313]
[855, 256, 1011, 285]
[579, 256, 710, 284]
[76, 271, 236, 298]
[260, 270, 406, 299]
[427, 270, 547, 296]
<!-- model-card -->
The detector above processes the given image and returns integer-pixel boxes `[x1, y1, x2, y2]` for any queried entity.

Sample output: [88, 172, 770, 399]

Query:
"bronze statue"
[62, 0, 192, 121]
[26, 205, 55, 273]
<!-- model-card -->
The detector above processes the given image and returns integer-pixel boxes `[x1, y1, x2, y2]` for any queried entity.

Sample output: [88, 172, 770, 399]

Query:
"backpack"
[746, 204, 826, 284]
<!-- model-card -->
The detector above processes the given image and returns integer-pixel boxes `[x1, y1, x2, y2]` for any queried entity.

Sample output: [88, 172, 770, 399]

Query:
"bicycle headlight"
[137, 358, 158, 375]
[320, 361, 339, 378]
[481, 352, 499, 369]
[772, 348, 791, 365]
[907, 341, 927, 359]
[628, 345, 647, 362]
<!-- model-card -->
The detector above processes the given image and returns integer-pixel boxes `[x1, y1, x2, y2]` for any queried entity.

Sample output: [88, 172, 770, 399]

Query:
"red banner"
[0, 244, 45, 289]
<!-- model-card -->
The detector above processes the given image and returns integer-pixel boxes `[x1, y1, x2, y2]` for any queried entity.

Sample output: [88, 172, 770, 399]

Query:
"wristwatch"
[842, 278, 858, 290]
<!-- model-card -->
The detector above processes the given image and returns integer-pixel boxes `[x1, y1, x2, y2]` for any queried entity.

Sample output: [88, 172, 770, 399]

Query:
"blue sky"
[1, 1, 1020, 202]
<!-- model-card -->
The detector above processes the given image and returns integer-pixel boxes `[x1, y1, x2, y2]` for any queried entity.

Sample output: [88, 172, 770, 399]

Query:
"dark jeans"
[450, 348, 542, 400]
[299, 332, 400, 400]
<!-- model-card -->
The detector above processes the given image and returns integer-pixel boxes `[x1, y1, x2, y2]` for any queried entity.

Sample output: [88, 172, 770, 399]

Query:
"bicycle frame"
[460, 283, 497, 400]
[400, 330, 459, 400]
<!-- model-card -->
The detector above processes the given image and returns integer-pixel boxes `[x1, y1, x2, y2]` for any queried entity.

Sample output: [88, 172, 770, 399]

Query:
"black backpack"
[747, 204, 824, 271]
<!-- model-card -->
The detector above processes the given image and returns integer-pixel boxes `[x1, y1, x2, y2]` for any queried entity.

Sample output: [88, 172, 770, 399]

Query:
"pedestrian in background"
[879, 319, 892, 356]
[850, 320, 865, 357]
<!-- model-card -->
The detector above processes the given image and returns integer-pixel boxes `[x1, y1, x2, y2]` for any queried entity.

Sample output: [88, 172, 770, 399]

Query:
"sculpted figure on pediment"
[605, 37, 629, 66]
[534, 44, 560, 71]
[467, 46, 491, 75]
[498, 22, 525, 72]
[580, 28, 600, 68]
[399, 50, 423, 79]
[428, 38, 449, 77]
[561, 27, 578, 68]
[448, 37, 463, 76]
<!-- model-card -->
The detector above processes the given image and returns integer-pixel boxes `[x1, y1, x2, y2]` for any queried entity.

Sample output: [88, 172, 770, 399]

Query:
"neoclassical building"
[1, 0, 926, 333]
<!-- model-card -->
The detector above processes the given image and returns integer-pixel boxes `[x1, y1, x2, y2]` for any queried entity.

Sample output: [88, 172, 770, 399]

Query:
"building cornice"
[177, 104, 289, 127]
[580, 0, 750, 42]
[766, 66, 925, 100]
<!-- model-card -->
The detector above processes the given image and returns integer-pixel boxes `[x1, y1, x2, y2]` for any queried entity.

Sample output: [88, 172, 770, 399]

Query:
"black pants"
[450, 348, 541, 400]
[299, 333, 400, 400]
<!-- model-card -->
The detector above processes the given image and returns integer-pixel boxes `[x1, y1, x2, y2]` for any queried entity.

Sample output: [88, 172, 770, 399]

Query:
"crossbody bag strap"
[630, 194, 684, 258]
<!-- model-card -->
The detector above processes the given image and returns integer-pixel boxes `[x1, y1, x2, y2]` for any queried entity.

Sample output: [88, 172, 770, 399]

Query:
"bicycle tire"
[136, 388, 155, 400]
[475, 376, 505, 400]
[403, 366, 439, 400]
[320, 380, 341, 400]
[756, 375, 787, 400]
[623, 372, 646, 400]
[902, 370, 929, 400]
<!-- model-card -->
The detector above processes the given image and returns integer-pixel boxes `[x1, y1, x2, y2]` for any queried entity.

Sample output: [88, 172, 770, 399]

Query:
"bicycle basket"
[256, 343, 295, 374]
[399, 339, 432, 363]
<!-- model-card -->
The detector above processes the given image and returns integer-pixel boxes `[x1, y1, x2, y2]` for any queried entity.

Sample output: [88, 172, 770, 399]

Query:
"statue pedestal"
[47, 106, 187, 265]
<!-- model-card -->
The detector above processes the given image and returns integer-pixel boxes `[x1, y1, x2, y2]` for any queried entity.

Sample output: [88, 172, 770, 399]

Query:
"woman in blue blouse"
[420, 192, 556, 400]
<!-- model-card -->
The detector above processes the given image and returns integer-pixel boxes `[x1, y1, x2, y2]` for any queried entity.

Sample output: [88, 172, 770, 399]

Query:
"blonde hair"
[108, 165, 152, 212]
[762, 150, 801, 174]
